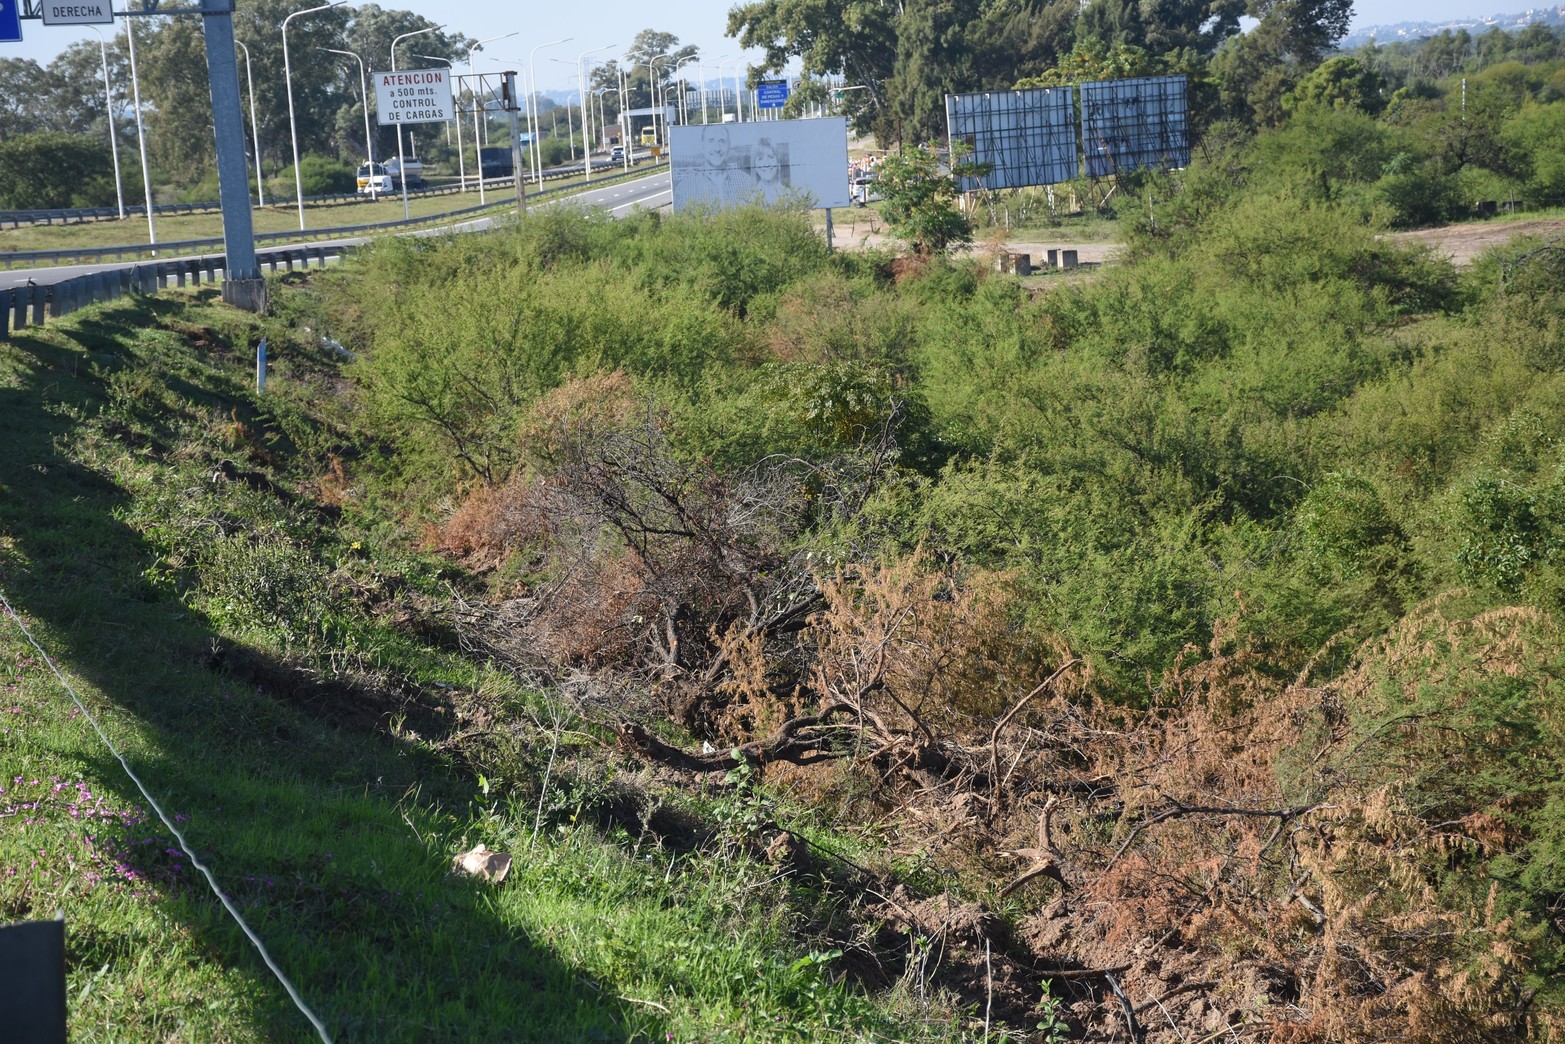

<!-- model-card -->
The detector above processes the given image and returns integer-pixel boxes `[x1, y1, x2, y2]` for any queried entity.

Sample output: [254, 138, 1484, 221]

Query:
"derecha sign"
[41, 1, 113, 24]
[373, 69, 454, 125]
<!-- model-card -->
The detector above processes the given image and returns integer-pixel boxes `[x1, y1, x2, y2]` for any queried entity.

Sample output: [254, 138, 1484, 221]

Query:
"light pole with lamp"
[646, 51, 671, 153]
[617, 65, 631, 171]
[526, 37, 572, 186]
[283, 0, 345, 230]
[465, 33, 517, 201]
[323, 48, 374, 169]
[122, 12, 155, 242]
[86, 26, 125, 220]
[565, 90, 577, 161]
[591, 86, 610, 157]
[699, 54, 727, 124]
[390, 24, 443, 220]
[414, 54, 458, 149]
[671, 54, 699, 127]
[734, 60, 748, 123]
[570, 43, 615, 179]
[234, 40, 264, 206]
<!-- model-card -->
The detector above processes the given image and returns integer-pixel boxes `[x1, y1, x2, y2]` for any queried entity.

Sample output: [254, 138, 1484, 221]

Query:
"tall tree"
[727, 0, 900, 135]
[888, 0, 983, 143]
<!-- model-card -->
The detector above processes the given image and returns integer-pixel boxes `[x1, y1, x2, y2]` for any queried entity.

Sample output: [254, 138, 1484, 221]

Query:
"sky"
[0, 0, 1538, 90]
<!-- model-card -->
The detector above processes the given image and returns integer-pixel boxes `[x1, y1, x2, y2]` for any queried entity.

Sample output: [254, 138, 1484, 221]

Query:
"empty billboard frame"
[1078, 75, 1190, 178]
[670, 117, 853, 212]
[945, 88, 1078, 191]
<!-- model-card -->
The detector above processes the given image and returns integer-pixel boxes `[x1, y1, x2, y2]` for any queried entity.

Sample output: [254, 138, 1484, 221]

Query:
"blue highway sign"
[0, 0, 23, 44]
[756, 80, 789, 109]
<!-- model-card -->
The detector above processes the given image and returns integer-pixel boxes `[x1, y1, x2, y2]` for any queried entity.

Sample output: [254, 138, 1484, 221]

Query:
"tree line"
[0, 5, 710, 207]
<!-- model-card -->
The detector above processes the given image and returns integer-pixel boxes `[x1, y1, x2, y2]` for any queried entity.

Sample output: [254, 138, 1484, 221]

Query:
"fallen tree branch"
[987, 659, 1082, 797]
[1105, 800, 1322, 872]
[615, 701, 860, 772]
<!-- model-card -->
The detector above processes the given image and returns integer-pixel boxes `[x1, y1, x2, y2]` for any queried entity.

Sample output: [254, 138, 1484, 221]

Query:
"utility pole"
[199, 0, 265, 311]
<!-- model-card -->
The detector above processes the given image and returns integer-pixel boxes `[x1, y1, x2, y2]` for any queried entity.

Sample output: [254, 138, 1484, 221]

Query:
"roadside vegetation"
[8, 113, 1565, 1035]
[7, 27, 1565, 1042]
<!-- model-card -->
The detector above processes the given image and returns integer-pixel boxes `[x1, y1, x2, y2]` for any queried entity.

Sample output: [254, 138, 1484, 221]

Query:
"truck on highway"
[384, 157, 424, 188]
[356, 161, 393, 195]
[478, 147, 513, 178]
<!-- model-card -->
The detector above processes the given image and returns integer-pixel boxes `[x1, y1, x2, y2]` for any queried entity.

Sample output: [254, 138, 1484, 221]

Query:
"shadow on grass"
[0, 300, 645, 1042]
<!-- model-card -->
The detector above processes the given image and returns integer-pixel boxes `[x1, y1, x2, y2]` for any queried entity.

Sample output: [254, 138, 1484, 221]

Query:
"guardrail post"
[9, 288, 24, 332]
[1, 290, 14, 339]
[29, 285, 46, 326]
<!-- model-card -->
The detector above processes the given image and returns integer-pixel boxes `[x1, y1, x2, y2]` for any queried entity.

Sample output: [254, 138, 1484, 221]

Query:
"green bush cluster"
[312, 183, 1564, 703]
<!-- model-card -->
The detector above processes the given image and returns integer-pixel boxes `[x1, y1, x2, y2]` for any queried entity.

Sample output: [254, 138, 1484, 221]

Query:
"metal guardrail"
[0, 165, 654, 269]
[0, 164, 666, 340]
[0, 179, 492, 229]
[1, 243, 354, 341]
[0, 164, 623, 229]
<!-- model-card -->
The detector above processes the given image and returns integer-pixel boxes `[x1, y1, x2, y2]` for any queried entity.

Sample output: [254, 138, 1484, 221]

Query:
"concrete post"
[200, 0, 267, 313]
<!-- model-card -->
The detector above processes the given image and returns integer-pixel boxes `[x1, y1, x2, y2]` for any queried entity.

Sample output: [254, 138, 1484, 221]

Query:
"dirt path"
[831, 211, 1120, 265]
[832, 213, 1565, 269]
[1390, 217, 1565, 265]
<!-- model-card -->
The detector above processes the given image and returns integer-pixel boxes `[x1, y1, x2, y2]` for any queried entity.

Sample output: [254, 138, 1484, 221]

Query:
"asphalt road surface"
[0, 170, 672, 292]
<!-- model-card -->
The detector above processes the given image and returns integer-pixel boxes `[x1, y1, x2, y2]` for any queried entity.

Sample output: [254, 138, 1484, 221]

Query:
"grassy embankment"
[0, 282, 964, 1041]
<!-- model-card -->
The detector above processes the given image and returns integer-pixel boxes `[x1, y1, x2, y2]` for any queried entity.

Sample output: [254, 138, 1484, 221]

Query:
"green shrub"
[0, 131, 118, 209]
[274, 154, 356, 197]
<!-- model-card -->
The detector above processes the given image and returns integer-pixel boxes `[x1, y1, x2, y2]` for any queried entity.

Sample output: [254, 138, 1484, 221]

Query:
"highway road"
[0, 169, 672, 292]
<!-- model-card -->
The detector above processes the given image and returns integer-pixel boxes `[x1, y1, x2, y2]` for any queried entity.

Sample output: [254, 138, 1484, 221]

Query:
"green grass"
[0, 164, 660, 256]
[0, 290, 975, 1042]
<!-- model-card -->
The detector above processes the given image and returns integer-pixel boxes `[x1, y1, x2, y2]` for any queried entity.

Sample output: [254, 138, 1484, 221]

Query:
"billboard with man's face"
[670, 118, 853, 212]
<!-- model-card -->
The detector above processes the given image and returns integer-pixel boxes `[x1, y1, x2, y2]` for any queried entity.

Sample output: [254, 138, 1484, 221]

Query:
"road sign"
[41, 0, 113, 24]
[0, 0, 22, 43]
[372, 68, 454, 126]
[756, 80, 789, 110]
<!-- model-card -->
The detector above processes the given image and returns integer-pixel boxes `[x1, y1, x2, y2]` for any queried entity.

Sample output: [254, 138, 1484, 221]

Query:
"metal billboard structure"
[945, 88, 1077, 191]
[1078, 75, 1189, 178]
[670, 117, 852, 212]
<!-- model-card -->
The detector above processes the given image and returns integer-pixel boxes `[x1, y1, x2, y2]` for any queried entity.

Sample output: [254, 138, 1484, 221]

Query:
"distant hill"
[1343, 4, 1565, 47]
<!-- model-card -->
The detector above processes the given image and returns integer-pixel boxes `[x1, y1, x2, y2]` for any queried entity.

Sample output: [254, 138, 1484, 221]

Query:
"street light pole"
[592, 86, 609, 157]
[699, 54, 727, 125]
[465, 33, 518, 202]
[571, 43, 615, 181]
[526, 37, 571, 186]
[87, 26, 125, 220]
[618, 66, 630, 171]
[414, 54, 460, 157]
[323, 48, 374, 168]
[672, 55, 698, 128]
[235, 40, 265, 207]
[123, 13, 155, 243]
[390, 24, 443, 220]
[647, 51, 671, 155]
[283, 0, 345, 231]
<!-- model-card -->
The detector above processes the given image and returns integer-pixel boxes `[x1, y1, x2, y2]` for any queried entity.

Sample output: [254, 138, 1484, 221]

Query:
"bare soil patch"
[836, 215, 1565, 270]
[1390, 217, 1565, 266]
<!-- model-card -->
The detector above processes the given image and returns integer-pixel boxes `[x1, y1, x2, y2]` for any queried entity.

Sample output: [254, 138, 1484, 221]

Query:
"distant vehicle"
[356, 161, 393, 195]
[639, 127, 658, 146]
[478, 146, 513, 178]
[850, 171, 878, 206]
[384, 157, 424, 188]
[610, 145, 624, 163]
